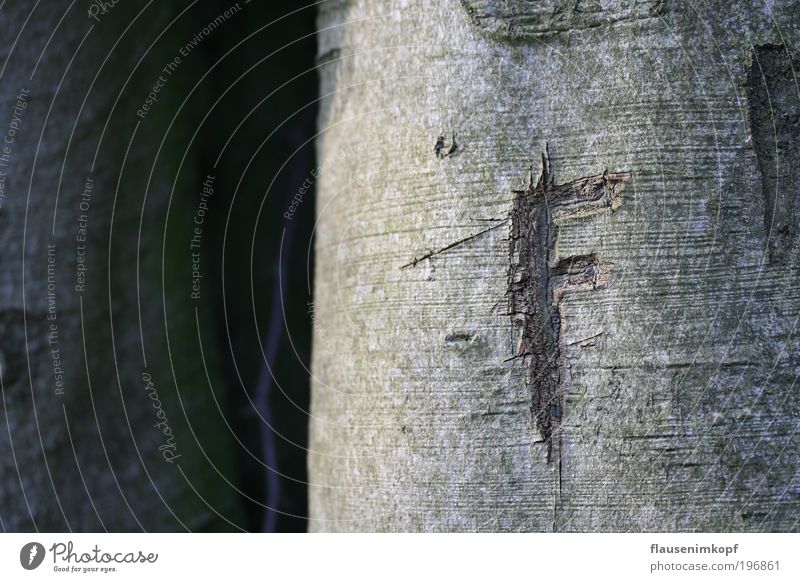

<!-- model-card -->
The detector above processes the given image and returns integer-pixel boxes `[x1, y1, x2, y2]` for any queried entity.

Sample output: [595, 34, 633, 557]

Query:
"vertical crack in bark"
[507, 145, 630, 478]
[745, 44, 800, 265]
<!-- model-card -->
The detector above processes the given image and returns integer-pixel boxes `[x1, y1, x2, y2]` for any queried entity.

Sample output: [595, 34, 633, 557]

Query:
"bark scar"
[401, 221, 506, 269]
[459, 0, 664, 40]
[507, 145, 630, 471]
[745, 43, 800, 265]
[434, 133, 458, 159]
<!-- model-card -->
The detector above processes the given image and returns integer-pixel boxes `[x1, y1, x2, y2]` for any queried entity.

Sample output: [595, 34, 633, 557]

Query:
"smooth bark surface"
[310, 0, 800, 531]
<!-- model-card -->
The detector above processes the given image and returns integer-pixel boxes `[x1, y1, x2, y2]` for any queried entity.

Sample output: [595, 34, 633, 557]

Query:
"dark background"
[191, 1, 318, 532]
[0, 0, 318, 533]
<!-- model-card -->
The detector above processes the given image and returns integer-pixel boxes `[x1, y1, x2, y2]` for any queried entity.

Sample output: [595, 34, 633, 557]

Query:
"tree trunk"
[0, 3, 239, 531]
[309, 0, 800, 531]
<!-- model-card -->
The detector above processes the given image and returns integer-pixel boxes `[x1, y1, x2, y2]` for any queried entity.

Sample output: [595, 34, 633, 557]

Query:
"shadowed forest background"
[0, 1, 317, 532]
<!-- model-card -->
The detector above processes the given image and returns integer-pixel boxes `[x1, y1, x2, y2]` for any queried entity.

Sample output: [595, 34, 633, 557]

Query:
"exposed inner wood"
[508, 146, 630, 472]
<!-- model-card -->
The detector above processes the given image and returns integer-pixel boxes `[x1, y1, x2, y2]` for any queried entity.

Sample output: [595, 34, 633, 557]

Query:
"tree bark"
[309, 0, 800, 531]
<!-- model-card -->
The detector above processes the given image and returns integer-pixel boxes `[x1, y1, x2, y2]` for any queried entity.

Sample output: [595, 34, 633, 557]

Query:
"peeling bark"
[508, 146, 628, 469]
[459, 0, 664, 39]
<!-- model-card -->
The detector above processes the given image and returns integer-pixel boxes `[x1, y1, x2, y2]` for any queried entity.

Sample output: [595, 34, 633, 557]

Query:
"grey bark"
[0, 3, 237, 531]
[309, 0, 800, 531]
